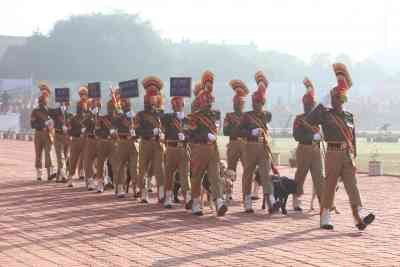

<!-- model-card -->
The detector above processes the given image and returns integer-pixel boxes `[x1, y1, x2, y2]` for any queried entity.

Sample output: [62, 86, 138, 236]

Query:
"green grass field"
[217, 137, 400, 176]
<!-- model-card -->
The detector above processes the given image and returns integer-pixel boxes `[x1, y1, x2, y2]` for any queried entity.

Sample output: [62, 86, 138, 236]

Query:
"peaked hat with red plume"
[331, 63, 352, 103]
[229, 79, 249, 104]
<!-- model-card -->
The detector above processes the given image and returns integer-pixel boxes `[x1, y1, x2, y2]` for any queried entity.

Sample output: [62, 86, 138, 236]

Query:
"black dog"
[255, 172, 298, 215]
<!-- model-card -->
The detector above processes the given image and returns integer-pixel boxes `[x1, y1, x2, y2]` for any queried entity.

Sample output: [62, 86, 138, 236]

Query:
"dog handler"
[292, 78, 325, 211]
[306, 63, 375, 230]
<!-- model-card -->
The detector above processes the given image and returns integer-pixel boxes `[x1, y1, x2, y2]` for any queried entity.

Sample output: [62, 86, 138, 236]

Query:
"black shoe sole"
[193, 211, 203, 216]
[48, 174, 57, 181]
[364, 213, 375, 225]
[245, 209, 254, 213]
[321, 224, 334, 230]
[164, 205, 172, 209]
[140, 200, 149, 204]
[357, 213, 375, 230]
[217, 205, 228, 217]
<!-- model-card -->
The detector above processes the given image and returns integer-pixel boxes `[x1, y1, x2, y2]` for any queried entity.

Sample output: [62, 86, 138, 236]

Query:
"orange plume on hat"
[78, 86, 88, 96]
[331, 63, 352, 103]
[38, 81, 51, 96]
[302, 77, 316, 104]
[142, 76, 164, 108]
[229, 79, 249, 104]
[142, 76, 164, 92]
[255, 71, 268, 87]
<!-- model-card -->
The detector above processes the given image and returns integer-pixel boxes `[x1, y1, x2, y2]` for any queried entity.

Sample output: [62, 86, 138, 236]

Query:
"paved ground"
[0, 140, 399, 267]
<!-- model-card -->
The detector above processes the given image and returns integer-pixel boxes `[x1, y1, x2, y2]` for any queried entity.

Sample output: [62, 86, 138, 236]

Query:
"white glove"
[215, 121, 220, 128]
[153, 128, 161, 136]
[125, 111, 135, 119]
[81, 127, 86, 133]
[91, 107, 98, 114]
[313, 133, 322, 141]
[130, 129, 136, 137]
[62, 126, 68, 133]
[251, 128, 261, 136]
[178, 132, 185, 141]
[176, 112, 185, 120]
[110, 129, 117, 135]
[208, 133, 216, 141]
[60, 105, 67, 113]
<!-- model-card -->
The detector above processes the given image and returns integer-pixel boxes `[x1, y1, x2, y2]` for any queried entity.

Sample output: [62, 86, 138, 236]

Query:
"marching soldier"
[292, 78, 325, 211]
[66, 87, 89, 187]
[188, 70, 227, 216]
[223, 79, 249, 200]
[134, 76, 165, 203]
[49, 101, 73, 182]
[162, 96, 191, 209]
[109, 97, 138, 197]
[306, 63, 375, 230]
[31, 84, 56, 181]
[82, 98, 99, 190]
[240, 71, 276, 213]
[94, 95, 118, 193]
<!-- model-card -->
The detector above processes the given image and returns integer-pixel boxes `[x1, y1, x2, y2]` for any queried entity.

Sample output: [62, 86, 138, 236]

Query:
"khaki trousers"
[84, 138, 97, 180]
[34, 130, 53, 169]
[322, 150, 362, 209]
[242, 143, 272, 196]
[294, 144, 324, 199]
[114, 139, 138, 186]
[227, 140, 245, 171]
[54, 133, 69, 173]
[96, 139, 116, 181]
[138, 139, 165, 190]
[165, 145, 190, 192]
[190, 144, 223, 200]
[69, 137, 85, 177]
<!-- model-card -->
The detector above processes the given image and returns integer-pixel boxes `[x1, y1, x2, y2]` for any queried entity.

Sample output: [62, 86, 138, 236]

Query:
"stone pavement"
[0, 140, 399, 267]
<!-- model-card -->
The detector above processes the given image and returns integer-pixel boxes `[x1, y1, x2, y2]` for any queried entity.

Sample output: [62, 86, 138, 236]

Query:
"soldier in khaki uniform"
[162, 96, 191, 209]
[134, 76, 165, 203]
[292, 78, 325, 211]
[306, 63, 375, 230]
[66, 87, 89, 187]
[188, 70, 227, 217]
[82, 98, 99, 190]
[240, 71, 277, 214]
[30, 86, 55, 181]
[223, 79, 249, 200]
[49, 101, 73, 182]
[109, 97, 138, 197]
[93, 98, 117, 193]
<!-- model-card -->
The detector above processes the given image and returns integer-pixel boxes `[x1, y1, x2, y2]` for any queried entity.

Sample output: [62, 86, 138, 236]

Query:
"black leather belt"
[327, 142, 348, 151]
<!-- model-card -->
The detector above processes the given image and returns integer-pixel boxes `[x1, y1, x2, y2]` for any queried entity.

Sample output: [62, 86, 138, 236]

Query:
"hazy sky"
[0, 0, 399, 61]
